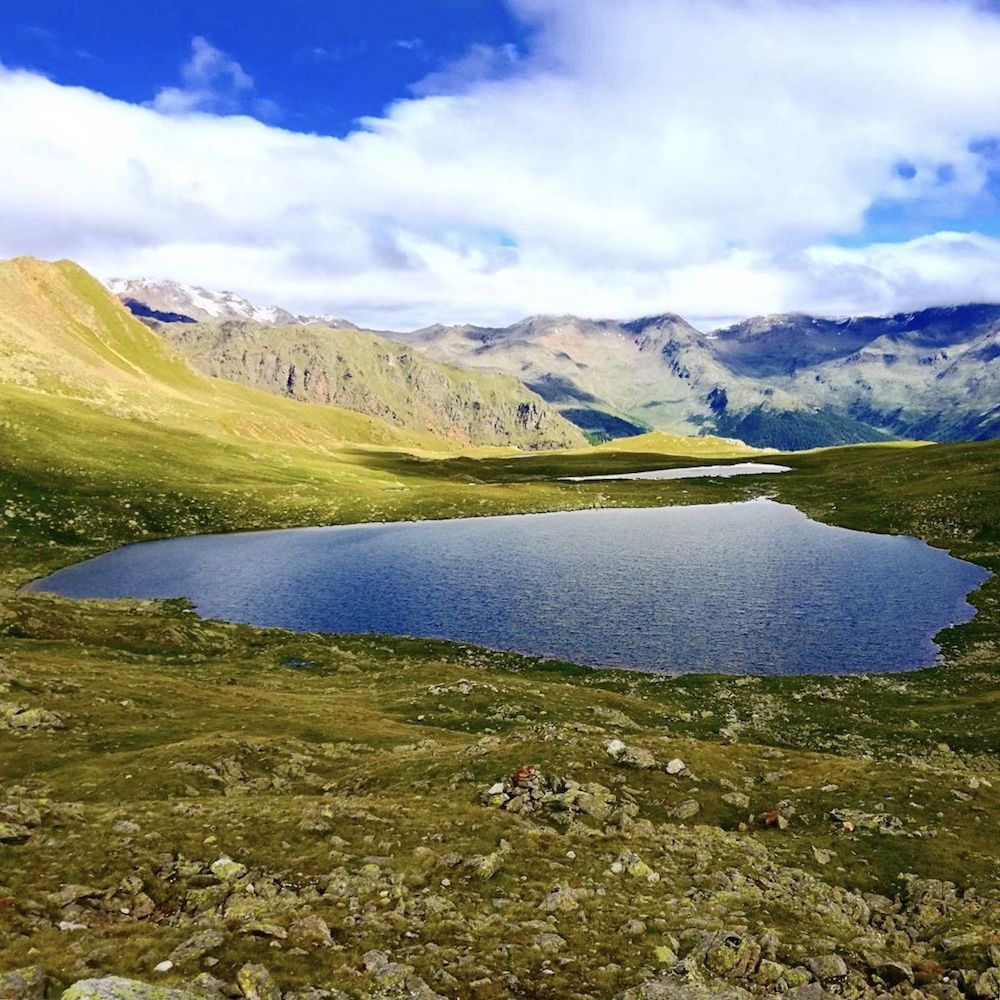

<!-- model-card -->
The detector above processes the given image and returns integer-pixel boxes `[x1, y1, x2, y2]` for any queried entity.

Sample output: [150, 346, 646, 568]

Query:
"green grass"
[1, 260, 999, 997]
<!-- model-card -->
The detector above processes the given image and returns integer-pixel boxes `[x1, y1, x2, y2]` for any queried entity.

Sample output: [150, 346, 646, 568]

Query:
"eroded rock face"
[156, 321, 587, 450]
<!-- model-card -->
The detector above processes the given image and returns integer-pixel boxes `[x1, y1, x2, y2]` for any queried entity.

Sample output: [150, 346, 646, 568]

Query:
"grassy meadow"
[1, 260, 999, 999]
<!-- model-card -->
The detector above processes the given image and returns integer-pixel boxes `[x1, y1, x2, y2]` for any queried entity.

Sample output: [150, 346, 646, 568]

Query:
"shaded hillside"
[151, 319, 586, 450]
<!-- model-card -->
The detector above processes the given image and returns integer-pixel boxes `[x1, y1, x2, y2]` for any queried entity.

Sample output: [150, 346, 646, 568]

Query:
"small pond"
[560, 461, 791, 482]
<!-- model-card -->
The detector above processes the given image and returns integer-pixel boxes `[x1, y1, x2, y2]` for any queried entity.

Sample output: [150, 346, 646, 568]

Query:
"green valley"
[1, 259, 1000, 999]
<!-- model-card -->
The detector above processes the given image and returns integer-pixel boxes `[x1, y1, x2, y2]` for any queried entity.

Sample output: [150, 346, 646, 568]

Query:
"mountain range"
[111, 278, 1000, 450]
[106, 279, 584, 450]
[401, 307, 1000, 449]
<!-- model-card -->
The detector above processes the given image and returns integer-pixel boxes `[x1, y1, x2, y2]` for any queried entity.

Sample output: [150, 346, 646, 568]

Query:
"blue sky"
[0, 0, 528, 135]
[2, 0, 1000, 328]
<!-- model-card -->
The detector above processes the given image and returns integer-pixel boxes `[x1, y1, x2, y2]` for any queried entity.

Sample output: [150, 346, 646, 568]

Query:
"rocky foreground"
[1, 589, 999, 999]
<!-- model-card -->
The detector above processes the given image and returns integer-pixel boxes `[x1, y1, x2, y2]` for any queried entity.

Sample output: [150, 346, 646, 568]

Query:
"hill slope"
[0, 257, 462, 454]
[151, 318, 586, 450]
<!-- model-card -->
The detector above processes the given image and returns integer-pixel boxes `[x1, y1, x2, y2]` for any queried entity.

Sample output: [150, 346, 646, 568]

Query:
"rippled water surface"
[29, 500, 990, 674]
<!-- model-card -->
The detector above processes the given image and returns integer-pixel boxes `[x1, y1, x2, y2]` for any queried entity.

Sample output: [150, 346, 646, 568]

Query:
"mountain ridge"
[152, 317, 586, 450]
[110, 274, 1000, 450]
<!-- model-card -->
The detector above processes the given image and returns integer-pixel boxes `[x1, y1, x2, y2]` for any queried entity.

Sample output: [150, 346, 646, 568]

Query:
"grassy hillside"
[154, 318, 586, 451]
[1, 261, 999, 999]
[0, 258, 464, 455]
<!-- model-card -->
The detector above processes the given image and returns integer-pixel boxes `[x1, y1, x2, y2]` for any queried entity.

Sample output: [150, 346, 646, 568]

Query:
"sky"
[2, 0, 1000, 329]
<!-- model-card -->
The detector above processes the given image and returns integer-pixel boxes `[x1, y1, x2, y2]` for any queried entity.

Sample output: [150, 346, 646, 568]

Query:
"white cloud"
[3, 1, 1000, 329]
[151, 37, 254, 115]
[409, 43, 522, 96]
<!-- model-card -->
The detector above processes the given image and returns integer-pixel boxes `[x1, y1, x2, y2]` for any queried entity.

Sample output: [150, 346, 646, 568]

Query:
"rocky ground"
[1, 584, 998, 999]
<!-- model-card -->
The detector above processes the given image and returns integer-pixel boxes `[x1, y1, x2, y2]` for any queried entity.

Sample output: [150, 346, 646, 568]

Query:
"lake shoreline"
[27, 498, 992, 678]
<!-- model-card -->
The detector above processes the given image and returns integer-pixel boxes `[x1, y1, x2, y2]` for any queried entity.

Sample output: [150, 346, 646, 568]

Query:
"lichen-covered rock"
[61, 978, 202, 1000]
[1, 704, 64, 732]
[235, 965, 280, 1000]
[615, 975, 753, 1000]
[362, 951, 413, 990]
[973, 968, 1000, 1000]
[209, 857, 247, 882]
[182, 975, 227, 1000]
[468, 838, 511, 880]
[168, 929, 227, 966]
[608, 852, 659, 882]
[700, 931, 762, 979]
[541, 884, 588, 911]
[0, 821, 31, 845]
[288, 914, 333, 949]
[721, 792, 750, 810]
[0, 967, 46, 1000]
[806, 955, 848, 983]
[670, 799, 701, 820]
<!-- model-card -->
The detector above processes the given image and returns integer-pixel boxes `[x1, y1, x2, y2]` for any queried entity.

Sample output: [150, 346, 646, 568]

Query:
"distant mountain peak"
[106, 277, 357, 329]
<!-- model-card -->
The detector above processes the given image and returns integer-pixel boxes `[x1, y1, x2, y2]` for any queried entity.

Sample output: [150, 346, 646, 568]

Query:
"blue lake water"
[27, 500, 990, 675]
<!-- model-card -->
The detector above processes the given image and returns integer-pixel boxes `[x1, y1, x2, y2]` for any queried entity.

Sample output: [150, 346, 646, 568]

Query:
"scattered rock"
[534, 932, 566, 953]
[169, 930, 227, 967]
[0, 704, 64, 732]
[209, 857, 247, 882]
[670, 799, 701, 820]
[831, 808, 903, 835]
[606, 739, 658, 769]
[288, 914, 333, 949]
[61, 978, 202, 1000]
[468, 839, 511, 880]
[0, 967, 47, 1000]
[235, 965, 280, 1000]
[0, 821, 31, 845]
